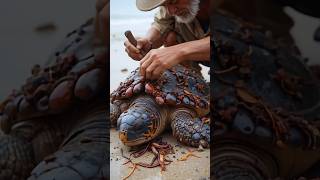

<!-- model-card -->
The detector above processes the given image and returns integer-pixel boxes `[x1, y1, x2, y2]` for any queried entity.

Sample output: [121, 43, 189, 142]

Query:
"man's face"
[164, 0, 200, 23]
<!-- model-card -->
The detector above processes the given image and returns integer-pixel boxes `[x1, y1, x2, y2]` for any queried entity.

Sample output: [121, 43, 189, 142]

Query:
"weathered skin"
[110, 64, 210, 148]
[212, 10, 320, 179]
[0, 17, 108, 179]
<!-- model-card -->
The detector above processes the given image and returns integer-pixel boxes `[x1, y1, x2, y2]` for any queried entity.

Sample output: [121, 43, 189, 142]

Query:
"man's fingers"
[137, 39, 153, 55]
[151, 66, 164, 80]
[137, 41, 143, 49]
[139, 51, 150, 66]
[125, 48, 141, 60]
[137, 39, 147, 50]
[124, 39, 143, 60]
[124, 40, 140, 54]
[140, 54, 152, 78]
[130, 53, 142, 61]
[146, 61, 160, 80]
[145, 61, 158, 80]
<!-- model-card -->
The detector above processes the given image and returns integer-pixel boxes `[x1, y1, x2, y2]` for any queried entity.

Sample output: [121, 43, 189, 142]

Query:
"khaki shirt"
[152, 7, 210, 43]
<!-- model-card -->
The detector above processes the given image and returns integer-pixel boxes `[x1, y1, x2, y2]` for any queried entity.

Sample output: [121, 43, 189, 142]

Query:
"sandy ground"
[110, 128, 210, 180]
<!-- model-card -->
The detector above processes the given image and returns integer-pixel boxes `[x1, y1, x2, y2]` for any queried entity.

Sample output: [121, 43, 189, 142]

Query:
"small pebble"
[34, 22, 57, 32]
[121, 68, 128, 73]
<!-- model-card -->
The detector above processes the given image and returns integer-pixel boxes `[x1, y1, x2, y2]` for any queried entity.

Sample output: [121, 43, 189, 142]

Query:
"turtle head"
[117, 97, 164, 146]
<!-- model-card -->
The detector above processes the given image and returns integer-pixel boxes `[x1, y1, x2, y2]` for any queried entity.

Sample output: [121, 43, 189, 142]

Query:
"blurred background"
[285, 6, 320, 65]
[0, 0, 95, 101]
[110, 0, 156, 91]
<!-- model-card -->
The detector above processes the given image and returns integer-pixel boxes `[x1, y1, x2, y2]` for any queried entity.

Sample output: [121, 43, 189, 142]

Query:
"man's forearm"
[145, 26, 164, 49]
[177, 36, 210, 62]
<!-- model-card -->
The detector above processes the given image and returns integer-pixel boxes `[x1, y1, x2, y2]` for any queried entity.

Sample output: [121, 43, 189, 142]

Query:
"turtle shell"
[212, 10, 320, 149]
[111, 64, 210, 116]
[0, 19, 106, 130]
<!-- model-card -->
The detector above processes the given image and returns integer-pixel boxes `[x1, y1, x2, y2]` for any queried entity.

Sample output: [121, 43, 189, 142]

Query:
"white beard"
[174, 0, 200, 23]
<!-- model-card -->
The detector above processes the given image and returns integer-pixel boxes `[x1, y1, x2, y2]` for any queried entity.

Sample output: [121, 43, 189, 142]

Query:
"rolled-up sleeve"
[152, 7, 175, 35]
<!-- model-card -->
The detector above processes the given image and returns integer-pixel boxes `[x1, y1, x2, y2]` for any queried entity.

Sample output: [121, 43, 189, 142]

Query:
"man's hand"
[140, 46, 184, 80]
[139, 36, 210, 80]
[124, 37, 152, 61]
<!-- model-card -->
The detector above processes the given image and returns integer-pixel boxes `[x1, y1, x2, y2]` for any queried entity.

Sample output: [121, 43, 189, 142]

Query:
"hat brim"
[136, 0, 167, 11]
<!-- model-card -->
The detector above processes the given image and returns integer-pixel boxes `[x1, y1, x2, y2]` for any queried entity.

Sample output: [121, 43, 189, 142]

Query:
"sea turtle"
[110, 64, 210, 148]
[0, 12, 108, 180]
[211, 9, 320, 179]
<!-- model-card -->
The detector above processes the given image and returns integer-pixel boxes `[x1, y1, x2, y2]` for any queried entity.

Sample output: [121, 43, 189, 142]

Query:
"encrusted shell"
[111, 64, 210, 116]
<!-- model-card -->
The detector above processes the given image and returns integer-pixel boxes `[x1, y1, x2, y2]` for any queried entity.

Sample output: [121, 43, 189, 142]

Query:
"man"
[124, 0, 210, 80]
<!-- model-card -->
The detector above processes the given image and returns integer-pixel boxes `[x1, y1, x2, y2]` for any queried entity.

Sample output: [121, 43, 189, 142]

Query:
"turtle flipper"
[28, 112, 108, 180]
[110, 100, 130, 127]
[0, 134, 35, 180]
[171, 108, 210, 148]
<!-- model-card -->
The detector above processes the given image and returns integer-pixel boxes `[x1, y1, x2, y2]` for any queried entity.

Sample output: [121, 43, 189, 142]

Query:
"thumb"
[137, 43, 142, 49]
[137, 40, 145, 49]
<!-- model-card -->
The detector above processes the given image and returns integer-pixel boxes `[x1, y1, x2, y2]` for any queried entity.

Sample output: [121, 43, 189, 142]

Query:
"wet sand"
[110, 128, 210, 180]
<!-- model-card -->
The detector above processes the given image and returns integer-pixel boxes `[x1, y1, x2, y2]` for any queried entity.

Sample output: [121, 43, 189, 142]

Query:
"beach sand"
[110, 128, 210, 180]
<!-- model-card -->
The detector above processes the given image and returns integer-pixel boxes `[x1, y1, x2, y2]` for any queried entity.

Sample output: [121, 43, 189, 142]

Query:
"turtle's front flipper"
[28, 111, 108, 180]
[0, 134, 35, 179]
[110, 100, 130, 126]
[171, 108, 210, 148]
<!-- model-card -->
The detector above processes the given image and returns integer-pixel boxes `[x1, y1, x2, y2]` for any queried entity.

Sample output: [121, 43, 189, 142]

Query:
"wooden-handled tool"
[125, 30, 138, 47]
[125, 30, 151, 57]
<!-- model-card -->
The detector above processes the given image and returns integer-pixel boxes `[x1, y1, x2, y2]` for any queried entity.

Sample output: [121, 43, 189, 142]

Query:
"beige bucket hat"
[136, 0, 167, 11]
